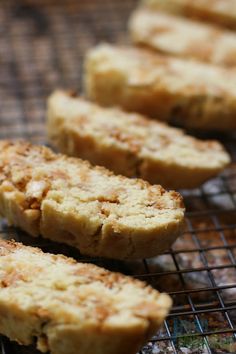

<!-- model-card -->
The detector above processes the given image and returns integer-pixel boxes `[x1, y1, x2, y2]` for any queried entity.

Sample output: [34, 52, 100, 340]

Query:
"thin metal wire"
[0, 338, 5, 354]
[137, 264, 236, 277]
[151, 328, 236, 343]
[196, 187, 236, 340]
[0, 1, 236, 353]
[171, 249, 212, 353]
[142, 259, 178, 353]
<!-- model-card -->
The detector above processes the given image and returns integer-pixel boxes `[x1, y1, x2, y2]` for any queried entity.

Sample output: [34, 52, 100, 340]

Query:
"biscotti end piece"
[84, 43, 236, 131]
[0, 239, 172, 354]
[129, 8, 236, 68]
[0, 140, 185, 260]
[141, 0, 236, 30]
[47, 90, 231, 189]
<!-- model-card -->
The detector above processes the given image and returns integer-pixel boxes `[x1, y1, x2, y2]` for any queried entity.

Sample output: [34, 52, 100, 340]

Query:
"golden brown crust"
[0, 140, 185, 259]
[129, 8, 236, 67]
[84, 44, 236, 131]
[47, 91, 230, 189]
[142, 0, 236, 30]
[0, 239, 172, 354]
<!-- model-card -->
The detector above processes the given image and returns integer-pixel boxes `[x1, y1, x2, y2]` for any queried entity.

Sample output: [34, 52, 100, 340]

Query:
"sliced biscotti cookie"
[129, 8, 236, 68]
[0, 239, 172, 354]
[47, 91, 230, 189]
[142, 0, 236, 30]
[84, 44, 236, 131]
[0, 140, 184, 260]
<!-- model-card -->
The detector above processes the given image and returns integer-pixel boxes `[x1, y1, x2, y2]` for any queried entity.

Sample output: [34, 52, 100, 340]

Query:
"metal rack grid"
[0, 0, 236, 353]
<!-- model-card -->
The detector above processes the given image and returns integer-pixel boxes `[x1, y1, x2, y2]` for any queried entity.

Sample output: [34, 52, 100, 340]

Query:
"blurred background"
[0, 0, 135, 143]
[0, 1, 236, 354]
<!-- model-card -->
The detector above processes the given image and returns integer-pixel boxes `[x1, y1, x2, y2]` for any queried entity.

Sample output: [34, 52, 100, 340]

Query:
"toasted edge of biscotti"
[129, 7, 236, 68]
[84, 43, 236, 132]
[141, 0, 236, 30]
[0, 238, 172, 354]
[47, 90, 231, 189]
[0, 140, 185, 260]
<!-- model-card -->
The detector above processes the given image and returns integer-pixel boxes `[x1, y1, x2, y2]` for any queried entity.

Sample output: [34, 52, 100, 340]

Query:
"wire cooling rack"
[0, 1, 236, 353]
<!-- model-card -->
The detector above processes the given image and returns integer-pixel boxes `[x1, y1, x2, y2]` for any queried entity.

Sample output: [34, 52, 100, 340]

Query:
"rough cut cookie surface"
[0, 140, 185, 259]
[142, 0, 236, 30]
[84, 44, 236, 131]
[129, 8, 236, 68]
[48, 91, 230, 189]
[0, 239, 172, 354]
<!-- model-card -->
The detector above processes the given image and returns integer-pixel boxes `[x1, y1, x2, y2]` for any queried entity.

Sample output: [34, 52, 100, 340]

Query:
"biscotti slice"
[47, 91, 230, 189]
[84, 44, 236, 131]
[0, 140, 184, 260]
[142, 0, 236, 30]
[129, 8, 236, 68]
[0, 239, 172, 354]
